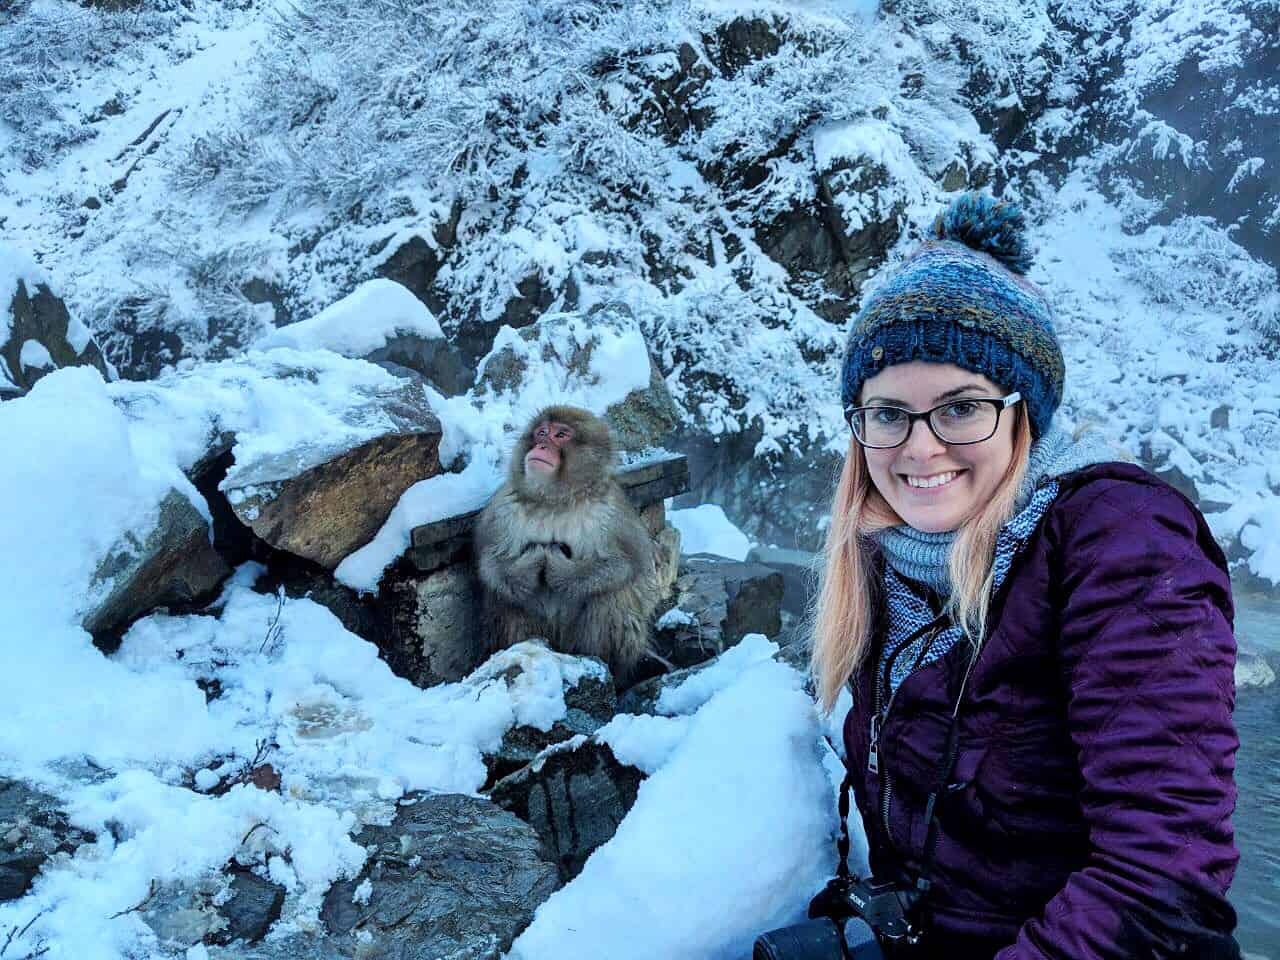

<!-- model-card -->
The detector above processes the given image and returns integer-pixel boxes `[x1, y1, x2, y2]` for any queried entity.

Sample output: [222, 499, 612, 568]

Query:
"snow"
[253, 278, 443, 357]
[813, 119, 912, 174]
[333, 447, 503, 593]
[19, 339, 54, 371]
[669, 503, 754, 560]
[655, 633, 780, 716]
[1239, 499, 1280, 587]
[0, 239, 46, 346]
[506, 658, 840, 960]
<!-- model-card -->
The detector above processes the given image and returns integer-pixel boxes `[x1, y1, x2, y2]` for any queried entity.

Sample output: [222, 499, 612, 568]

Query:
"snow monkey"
[473, 405, 659, 685]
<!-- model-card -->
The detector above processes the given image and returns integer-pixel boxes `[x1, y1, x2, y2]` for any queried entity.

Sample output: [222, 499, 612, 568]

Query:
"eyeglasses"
[844, 392, 1022, 449]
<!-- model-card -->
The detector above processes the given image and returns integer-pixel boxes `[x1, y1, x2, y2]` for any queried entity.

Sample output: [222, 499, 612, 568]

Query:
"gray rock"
[83, 489, 232, 648]
[213, 870, 286, 945]
[489, 739, 643, 881]
[224, 382, 443, 570]
[817, 155, 906, 305]
[318, 793, 560, 959]
[652, 554, 784, 669]
[141, 875, 228, 947]
[371, 219, 454, 318]
[1233, 655, 1274, 691]
[746, 545, 818, 617]
[473, 303, 677, 452]
[379, 562, 482, 687]
[367, 339, 472, 397]
[705, 16, 783, 78]
[485, 662, 618, 785]
[1, 259, 112, 399]
[0, 779, 93, 901]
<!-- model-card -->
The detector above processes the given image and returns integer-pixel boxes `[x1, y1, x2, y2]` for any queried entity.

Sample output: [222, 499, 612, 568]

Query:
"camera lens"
[753, 918, 882, 960]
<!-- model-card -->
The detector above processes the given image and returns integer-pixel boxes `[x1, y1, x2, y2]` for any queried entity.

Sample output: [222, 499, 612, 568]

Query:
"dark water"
[1231, 590, 1280, 959]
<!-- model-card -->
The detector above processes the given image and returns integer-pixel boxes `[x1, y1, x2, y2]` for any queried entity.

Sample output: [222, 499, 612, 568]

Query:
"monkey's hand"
[542, 544, 581, 594]
[481, 543, 549, 607]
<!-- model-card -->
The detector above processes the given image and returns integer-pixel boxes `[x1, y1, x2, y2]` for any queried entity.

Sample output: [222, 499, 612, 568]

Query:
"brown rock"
[225, 387, 443, 570]
[84, 489, 232, 648]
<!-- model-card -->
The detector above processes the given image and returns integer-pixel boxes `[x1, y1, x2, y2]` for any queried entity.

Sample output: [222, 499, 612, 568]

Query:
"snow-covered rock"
[1, 242, 112, 399]
[82, 488, 232, 647]
[474, 302, 677, 453]
[0, 779, 94, 903]
[254, 278, 471, 396]
[1235, 651, 1276, 691]
[465, 642, 618, 783]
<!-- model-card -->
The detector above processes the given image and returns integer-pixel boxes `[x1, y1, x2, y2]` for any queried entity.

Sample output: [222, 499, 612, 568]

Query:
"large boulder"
[318, 793, 561, 959]
[82, 488, 233, 649]
[222, 380, 443, 570]
[746, 545, 818, 617]
[489, 738, 643, 881]
[1, 243, 112, 399]
[811, 121, 914, 313]
[651, 554, 784, 669]
[0, 779, 94, 902]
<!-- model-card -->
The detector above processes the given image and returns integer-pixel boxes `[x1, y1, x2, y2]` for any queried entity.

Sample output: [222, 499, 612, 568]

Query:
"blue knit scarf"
[872, 420, 1119, 694]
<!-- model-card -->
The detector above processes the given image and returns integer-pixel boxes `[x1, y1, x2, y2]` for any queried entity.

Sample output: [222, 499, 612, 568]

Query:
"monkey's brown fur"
[473, 405, 659, 685]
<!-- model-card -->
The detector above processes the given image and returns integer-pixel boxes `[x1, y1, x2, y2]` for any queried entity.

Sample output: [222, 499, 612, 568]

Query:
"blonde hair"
[810, 407, 1034, 712]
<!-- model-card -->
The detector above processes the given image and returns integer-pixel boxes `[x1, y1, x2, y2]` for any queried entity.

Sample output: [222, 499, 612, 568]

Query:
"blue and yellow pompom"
[932, 192, 1034, 276]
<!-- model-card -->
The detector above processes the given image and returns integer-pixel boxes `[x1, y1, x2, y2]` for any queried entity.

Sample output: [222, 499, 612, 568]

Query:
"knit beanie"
[840, 193, 1065, 439]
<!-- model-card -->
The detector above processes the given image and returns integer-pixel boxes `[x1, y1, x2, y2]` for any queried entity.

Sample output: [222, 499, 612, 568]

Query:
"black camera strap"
[834, 626, 980, 908]
[836, 767, 856, 881]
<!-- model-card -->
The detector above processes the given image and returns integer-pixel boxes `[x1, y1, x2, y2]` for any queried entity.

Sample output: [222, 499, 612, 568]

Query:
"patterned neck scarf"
[872, 421, 1120, 694]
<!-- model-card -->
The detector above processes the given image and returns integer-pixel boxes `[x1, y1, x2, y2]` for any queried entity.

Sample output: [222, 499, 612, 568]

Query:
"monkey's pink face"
[524, 421, 576, 476]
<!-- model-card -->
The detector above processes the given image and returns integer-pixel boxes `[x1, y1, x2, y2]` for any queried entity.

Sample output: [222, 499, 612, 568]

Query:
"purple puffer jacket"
[842, 463, 1239, 959]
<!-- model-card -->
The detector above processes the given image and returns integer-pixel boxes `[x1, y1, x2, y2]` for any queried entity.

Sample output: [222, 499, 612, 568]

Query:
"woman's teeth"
[904, 471, 961, 489]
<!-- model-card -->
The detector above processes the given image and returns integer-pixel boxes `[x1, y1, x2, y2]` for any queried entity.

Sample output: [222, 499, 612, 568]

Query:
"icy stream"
[1231, 588, 1280, 959]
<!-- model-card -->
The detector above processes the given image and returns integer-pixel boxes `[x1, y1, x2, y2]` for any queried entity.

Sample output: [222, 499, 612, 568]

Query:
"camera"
[753, 874, 924, 960]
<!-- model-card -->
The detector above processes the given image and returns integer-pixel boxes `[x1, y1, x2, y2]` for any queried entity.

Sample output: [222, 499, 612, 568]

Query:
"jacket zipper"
[868, 619, 943, 850]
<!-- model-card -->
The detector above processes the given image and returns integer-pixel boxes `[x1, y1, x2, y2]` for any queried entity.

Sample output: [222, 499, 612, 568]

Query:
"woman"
[812, 193, 1240, 959]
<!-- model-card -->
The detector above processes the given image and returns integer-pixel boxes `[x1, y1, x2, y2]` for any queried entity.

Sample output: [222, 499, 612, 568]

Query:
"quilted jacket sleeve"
[995, 478, 1239, 960]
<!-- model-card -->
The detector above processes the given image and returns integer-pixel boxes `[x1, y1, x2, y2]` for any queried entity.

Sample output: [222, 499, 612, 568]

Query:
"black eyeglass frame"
[844, 391, 1022, 449]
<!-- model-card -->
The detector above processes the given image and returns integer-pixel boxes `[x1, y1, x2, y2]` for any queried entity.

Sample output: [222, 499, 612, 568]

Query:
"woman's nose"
[901, 415, 948, 458]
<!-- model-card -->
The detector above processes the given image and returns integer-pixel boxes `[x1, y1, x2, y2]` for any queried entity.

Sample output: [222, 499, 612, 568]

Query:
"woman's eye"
[872, 408, 906, 425]
[942, 400, 978, 419]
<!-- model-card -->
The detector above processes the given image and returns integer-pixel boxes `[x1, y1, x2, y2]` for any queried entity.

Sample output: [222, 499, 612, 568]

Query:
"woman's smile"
[900, 468, 967, 491]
